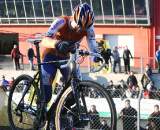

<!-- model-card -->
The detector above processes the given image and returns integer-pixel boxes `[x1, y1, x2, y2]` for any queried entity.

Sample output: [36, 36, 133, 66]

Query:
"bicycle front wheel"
[55, 80, 117, 130]
[8, 74, 39, 130]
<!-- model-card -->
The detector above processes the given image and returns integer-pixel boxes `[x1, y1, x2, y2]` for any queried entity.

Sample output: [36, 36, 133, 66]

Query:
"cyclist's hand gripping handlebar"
[88, 52, 106, 73]
[60, 50, 105, 73]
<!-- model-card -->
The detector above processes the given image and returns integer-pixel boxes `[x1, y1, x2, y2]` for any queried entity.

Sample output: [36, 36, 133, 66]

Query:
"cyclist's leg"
[59, 65, 71, 83]
[42, 54, 70, 129]
[48, 57, 70, 107]
[41, 54, 58, 103]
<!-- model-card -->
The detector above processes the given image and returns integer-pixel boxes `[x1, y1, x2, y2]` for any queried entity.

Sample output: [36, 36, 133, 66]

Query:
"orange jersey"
[42, 16, 98, 58]
[53, 16, 87, 41]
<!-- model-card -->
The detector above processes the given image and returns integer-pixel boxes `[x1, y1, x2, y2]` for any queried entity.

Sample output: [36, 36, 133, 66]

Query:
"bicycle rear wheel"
[8, 74, 39, 130]
[55, 80, 117, 130]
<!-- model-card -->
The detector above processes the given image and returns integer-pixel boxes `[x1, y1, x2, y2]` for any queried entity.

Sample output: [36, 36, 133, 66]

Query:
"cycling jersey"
[42, 16, 98, 57]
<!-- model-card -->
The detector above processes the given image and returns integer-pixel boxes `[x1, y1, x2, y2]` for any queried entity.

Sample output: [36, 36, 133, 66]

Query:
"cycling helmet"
[73, 3, 94, 29]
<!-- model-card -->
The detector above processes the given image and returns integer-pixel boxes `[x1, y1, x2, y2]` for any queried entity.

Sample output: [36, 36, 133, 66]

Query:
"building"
[0, 0, 160, 68]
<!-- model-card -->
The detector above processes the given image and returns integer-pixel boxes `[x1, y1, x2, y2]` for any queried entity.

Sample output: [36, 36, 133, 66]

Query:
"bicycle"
[8, 38, 117, 130]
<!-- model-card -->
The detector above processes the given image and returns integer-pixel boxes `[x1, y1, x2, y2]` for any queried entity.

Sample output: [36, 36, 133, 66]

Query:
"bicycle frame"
[33, 40, 91, 120]
[17, 39, 105, 127]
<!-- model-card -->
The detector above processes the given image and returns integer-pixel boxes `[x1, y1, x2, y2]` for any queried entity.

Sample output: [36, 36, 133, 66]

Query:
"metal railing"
[89, 56, 158, 74]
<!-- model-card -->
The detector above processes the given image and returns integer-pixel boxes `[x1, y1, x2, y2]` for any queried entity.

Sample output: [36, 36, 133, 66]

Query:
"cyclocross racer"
[40, 2, 99, 129]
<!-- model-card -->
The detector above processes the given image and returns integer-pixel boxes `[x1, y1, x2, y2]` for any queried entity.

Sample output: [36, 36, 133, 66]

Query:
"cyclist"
[40, 2, 100, 129]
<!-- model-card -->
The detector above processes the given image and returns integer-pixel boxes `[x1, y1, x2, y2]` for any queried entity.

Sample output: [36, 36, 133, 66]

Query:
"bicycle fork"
[71, 79, 89, 121]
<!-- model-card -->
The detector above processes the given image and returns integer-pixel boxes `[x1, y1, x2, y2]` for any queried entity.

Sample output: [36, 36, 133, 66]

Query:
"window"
[102, 0, 114, 23]
[6, 0, 16, 18]
[24, 0, 34, 18]
[0, 1, 7, 18]
[103, 0, 113, 15]
[124, 0, 134, 16]
[62, 1, 72, 16]
[0, 0, 151, 25]
[43, 1, 53, 17]
[123, 0, 135, 24]
[52, 1, 62, 17]
[24, 0, 35, 23]
[16, 1, 25, 17]
[135, 0, 147, 16]
[33, 1, 43, 17]
[113, 0, 123, 16]
[0, 1, 9, 23]
[92, 0, 103, 23]
[71, 0, 80, 9]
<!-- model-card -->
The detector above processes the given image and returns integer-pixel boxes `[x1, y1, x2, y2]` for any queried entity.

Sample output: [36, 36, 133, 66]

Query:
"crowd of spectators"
[97, 40, 133, 74]
[105, 63, 159, 100]
[96, 40, 159, 100]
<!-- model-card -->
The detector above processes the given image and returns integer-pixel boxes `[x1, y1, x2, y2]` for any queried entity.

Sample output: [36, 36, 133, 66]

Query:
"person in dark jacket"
[27, 45, 36, 70]
[88, 105, 101, 129]
[112, 46, 121, 73]
[126, 71, 139, 98]
[123, 46, 133, 74]
[119, 99, 137, 130]
[146, 105, 160, 130]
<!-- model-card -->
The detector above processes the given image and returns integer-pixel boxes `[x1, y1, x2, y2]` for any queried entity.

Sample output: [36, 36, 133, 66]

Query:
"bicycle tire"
[55, 80, 117, 130]
[8, 74, 39, 130]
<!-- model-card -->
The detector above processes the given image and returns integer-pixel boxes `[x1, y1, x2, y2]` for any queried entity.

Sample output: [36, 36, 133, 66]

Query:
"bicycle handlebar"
[27, 38, 105, 73]
[60, 50, 105, 73]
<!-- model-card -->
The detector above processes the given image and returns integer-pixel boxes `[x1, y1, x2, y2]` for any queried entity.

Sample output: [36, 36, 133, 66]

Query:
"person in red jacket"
[11, 44, 22, 70]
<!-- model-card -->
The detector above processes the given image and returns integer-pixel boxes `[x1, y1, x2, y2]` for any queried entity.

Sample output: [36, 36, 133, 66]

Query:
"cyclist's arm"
[86, 25, 99, 53]
[41, 18, 65, 48]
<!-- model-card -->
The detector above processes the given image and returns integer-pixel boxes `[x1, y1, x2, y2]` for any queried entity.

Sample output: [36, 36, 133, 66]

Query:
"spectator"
[0, 75, 9, 91]
[106, 80, 116, 97]
[27, 44, 36, 70]
[123, 46, 133, 74]
[9, 77, 15, 89]
[88, 105, 101, 129]
[98, 40, 112, 69]
[113, 80, 128, 99]
[141, 64, 152, 90]
[107, 80, 125, 98]
[145, 64, 152, 78]
[156, 45, 160, 73]
[119, 99, 137, 130]
[112, 46, 121, 73]
[146, 81, 157, 99]
[143, 89, 150, 99]
[11, 44, 22, 70]
[126, 71, 139, 98]
[100, 119, 110, 130]
[146, 105, 160, 130]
